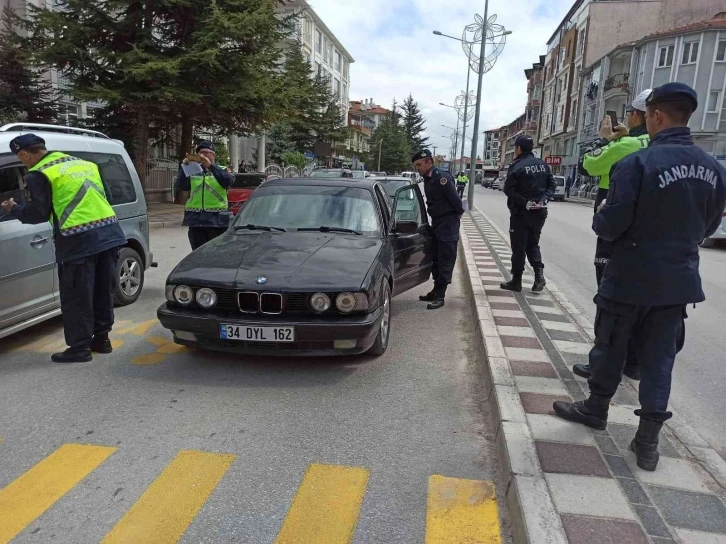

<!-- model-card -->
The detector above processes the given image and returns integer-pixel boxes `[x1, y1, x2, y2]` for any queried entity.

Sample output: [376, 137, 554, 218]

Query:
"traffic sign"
[544, 156, 562, 166]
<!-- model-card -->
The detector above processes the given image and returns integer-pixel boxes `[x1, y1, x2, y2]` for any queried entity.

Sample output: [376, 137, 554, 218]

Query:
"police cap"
[411, 149, 433, 163]
[515, 135, 534, 153]
[645, 83, 698, 112]
[9, 134, 45, 154]
[196, 140, 216, 153]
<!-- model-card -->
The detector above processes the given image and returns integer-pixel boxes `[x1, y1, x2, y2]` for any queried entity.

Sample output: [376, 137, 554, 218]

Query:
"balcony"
[603, 73, 629, 97]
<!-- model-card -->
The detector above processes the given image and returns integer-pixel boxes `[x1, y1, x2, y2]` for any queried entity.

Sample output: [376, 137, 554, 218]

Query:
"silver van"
[552, 175, 567, 201]
[0, 123, 155, 339]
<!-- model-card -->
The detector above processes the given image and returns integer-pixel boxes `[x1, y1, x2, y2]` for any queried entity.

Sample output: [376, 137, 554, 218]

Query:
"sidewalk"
[460, 210, 726, 544]
[147, 202, 184, 229]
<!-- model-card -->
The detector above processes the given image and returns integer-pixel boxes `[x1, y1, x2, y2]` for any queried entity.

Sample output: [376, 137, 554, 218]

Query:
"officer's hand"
[199, 155, 212, 168]
[612, 125, 629, 139]
[1, 198, 17, 212]
[599, 117, 616, 140]
[182, 158, 190, 165]
[597, 199, 607, 213]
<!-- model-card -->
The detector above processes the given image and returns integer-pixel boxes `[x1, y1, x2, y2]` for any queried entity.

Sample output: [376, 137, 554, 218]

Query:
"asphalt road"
[0, 227, 505, 543]
[472, 184, 726, 456]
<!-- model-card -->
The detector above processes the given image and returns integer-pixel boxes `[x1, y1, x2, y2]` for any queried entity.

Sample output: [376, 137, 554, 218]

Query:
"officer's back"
[504, 150, 553, 213]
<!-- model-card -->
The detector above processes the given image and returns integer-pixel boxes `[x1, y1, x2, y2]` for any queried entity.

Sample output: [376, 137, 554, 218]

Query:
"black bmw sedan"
[158, 177, 434, 356]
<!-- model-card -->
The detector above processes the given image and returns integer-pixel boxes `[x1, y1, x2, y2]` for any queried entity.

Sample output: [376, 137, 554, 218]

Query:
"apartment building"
[483, 128, 502, 167]
[350, 99, 391, 131]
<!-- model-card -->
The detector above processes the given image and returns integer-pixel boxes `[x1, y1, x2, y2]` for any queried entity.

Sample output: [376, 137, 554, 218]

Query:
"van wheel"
[367, 282, 391, 356]
[114, 247, 144, 306]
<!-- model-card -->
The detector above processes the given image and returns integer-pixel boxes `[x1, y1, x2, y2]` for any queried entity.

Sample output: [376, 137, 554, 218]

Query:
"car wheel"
[114, 247, 144, 306]
[699, 238, 716, 248]
[368, 282, 391, 356]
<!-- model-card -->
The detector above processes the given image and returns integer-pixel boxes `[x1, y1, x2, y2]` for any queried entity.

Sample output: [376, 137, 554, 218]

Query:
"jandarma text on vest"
[658, 165, 719, 189]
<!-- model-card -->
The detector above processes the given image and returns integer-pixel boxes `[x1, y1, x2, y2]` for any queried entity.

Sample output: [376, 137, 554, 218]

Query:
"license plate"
[220, 324, 295, 342]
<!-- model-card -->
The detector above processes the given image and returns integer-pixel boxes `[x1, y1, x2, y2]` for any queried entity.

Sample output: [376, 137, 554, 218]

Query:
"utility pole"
[468, 0, 489, 208]
[459, 44, 473, 174]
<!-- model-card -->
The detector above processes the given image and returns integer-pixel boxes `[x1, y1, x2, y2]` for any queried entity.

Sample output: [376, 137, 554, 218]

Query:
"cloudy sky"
[307, 0, 572, 159]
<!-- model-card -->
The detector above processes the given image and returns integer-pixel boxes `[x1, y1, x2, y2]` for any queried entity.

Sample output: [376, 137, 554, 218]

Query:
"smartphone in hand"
[186, 153, 203, 163]
[606, 110, 619, 129]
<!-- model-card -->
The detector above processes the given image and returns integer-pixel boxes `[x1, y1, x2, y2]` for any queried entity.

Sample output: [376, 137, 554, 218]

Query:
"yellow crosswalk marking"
[425, 475, 501, 544]
[275, 463, 369, 544]
[0, 444, 116, 543]
[101, 450, 235, 544]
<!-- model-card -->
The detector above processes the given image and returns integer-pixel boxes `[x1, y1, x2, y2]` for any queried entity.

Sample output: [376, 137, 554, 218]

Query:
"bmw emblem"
[256, 276, 268, 285]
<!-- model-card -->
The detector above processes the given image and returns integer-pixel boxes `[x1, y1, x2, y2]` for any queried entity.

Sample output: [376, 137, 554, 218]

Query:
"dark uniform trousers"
[58, 247, 119, 350]
[188, 226, 227, 251]
[509, 210, 546, 274]
[588, 295, 686, 422]
[456, 184, 465, 198]
[431, 213, 460, 294]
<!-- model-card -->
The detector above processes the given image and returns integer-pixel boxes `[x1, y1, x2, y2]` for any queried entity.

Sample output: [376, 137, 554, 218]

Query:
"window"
[534, 83, 542, 99]
[681, 41, 699, 65]
[304, 53, 310, 65]
[343, 60, 348, 79]
[343, 83, 347, 100]
[61, 104, 79, 126]
[392, 185, 423, 225]
[333, 78, 340, 97]
[707, 91, 721, 113]
[315, 30, 322, 53]
[323, 37, 329, 62]
[315, 62, 322, 76]
[304, 18, 312, 45]
[328, 42, 333, 65]
[72, 152, 137, 205]
[577, 29, 586, 56]
[716, 40, 726, 62]
[0, 162, 25, 205]
[658, 45, 674, 67]
[335, 51, 341, 72]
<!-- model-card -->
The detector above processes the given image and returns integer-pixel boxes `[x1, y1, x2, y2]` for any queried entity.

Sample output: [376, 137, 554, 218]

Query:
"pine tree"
[402, 93, 429, 154]
[370, 111, 409, 174]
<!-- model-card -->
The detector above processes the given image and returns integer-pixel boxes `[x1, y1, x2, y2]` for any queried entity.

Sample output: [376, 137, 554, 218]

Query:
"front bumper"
[157, 303, 383, 356]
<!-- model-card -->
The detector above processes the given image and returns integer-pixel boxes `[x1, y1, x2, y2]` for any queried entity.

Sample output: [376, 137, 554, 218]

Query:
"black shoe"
[427, 297, 445, 310]
[553, 399, 608, 430]
[532, 270, 546, 292]
[419, 290, 437, 302]
[500, 274, 522, 292]
[630, 418, 663, 471]
[573, 364, 592, 379]
[624, 366, 641, 381]
[90, 335, 113, 354]
[51, 348, 93, 364]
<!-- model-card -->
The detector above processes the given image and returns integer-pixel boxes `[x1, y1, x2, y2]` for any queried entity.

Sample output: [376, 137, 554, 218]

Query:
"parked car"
[228, 172, 277, 215]
[0, 123, 155, 340]
[491, 178, 501, 190]
[700, 205, 726, 248]
[400, 171, 422, 183]
[482, 176, 495, 188]
[552, 175, 567, 201]
[158, 176, 434, 356]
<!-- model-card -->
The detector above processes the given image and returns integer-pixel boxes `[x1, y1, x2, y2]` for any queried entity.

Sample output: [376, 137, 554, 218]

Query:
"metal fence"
[145, 159, 179, 202]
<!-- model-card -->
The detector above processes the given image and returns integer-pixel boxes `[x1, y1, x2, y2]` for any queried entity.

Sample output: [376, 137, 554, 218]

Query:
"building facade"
[483, 128, 502, 168]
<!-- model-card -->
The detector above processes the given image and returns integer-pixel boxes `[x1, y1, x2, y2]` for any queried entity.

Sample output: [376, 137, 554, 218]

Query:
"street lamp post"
[440, 107, 460, 173]
[467, 0, 489, 208]
[459, 45, 473, 175]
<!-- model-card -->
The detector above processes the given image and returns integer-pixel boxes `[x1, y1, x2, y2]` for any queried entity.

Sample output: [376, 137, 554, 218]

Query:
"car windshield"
[379, 179, 411, 197]
[231, 174, 265, 188]
[234, 185, 380, 235]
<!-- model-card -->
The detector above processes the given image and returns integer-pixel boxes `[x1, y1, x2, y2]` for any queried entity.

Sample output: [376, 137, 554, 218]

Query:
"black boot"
[631, 418, 663, 471]
[500, 273, 522, 292]
[419, 290, 437, 302]
[51, 347, 93, 364]
[427, 286, 446, 310]
[553, 397, 609, 430]
[572, 364, 592, 378]
[90, 333, 113, 354]
[532, 270, 546, 292]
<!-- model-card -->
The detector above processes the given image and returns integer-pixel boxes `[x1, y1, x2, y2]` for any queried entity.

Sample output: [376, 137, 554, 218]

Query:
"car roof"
[0, 123, 127, 154]
[369, 176, 411, 182]
[262, 177, 379, 190]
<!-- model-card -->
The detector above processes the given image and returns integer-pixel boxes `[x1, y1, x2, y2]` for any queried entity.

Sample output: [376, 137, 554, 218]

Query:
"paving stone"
[545, 473, 636, 520]
[624, 452, 710, 493]
[486, 288, 515, 297]
[480, 274, 505, 281]
[617, 477, 652, 506]
[534, 311, 571, 323]
[536, 441, 611, 477]
[510, 361, 558, 378]
[520, 392, 572, 415]
[527, 414, 596, 446]
[515, 376, 568, 396]
[651, 538, 677, 544]
[553, 340, 592, 355]
[494, 316, 531, 327]
[560, 352, 590, 368]
[497, 325, 536, 337]
[490, 301, 523, 311]
[632, 504, 672, 537]
[545, 329, 588, 343]
[506, 347, 550, 362]
[604, 454, 635, 478]
[560, 514, 649, 544]
[608, 423, 681, 459]
[675, 528, 726, 544]
[501, 335, 542, 349]
[607, 404, 640, 426]
[593, 434, 621, 455]
[524, 297, 556, 307]
[648, 485, 726, 534]
[540, 320, 581, 333]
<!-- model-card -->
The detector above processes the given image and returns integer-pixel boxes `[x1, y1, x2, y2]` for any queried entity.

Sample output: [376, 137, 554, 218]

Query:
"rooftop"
[638, 15, 726, 42]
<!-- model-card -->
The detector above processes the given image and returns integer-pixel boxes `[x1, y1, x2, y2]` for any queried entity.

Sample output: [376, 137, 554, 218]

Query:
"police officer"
[500, 135, 556, 293]
[553, 83, 726, 472]
[0, 134, 127, 363]
[456, 171, 468, 198]
[412, 149, 464, 310]
[175, 141, 234, 250]
[574, 89, 652, 381]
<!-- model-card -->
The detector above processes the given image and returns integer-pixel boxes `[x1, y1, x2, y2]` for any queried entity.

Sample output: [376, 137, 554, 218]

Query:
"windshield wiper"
[298, 226, 363, 235]
[234, 223, 286, 232]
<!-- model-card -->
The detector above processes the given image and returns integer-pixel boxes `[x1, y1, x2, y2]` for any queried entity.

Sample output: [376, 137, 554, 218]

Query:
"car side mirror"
[393, 221, 418, 234]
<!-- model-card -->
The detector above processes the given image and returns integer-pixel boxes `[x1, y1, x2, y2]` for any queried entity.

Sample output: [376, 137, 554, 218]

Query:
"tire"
[699, 238, 716, 248]
[368, 282, 392, 356]
[114, 247, 144, 306]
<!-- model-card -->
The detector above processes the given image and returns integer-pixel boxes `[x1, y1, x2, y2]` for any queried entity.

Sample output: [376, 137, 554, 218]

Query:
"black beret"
[411, 149, 433, 163]
[515, 135, 534, 152]
[9, 134, 45, 154]
[196, 140, 216, 153]
[646, 83, 698, 112]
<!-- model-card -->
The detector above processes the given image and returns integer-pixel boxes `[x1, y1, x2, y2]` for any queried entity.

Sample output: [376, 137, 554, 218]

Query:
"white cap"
[632, 89, 652, 112]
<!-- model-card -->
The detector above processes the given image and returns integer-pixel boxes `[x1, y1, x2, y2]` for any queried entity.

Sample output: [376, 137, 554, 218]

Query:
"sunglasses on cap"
[625, 107, 636, 114]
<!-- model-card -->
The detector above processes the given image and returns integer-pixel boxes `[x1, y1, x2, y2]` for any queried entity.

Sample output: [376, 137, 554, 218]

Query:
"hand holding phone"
[606, 110, 619, 130]
[186, 153, 203, 163]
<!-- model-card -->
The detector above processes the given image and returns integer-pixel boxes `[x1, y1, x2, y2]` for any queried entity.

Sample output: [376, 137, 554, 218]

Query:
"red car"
[228, 173, 278, 215]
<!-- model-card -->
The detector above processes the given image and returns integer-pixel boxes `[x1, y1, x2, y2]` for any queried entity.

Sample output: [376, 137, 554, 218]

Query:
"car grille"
[260, 293, 283, 314]
[182, 288, 349, 316]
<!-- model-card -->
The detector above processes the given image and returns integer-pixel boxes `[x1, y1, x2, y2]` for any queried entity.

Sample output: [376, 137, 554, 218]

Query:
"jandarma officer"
[411, 149, 464, 310]
[0, 134, 126, 363]
[553, 83, 726, 472]
[175, 141, 234, 251]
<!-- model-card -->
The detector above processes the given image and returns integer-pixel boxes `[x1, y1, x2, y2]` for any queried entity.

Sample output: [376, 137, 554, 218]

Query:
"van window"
[0, 161, 25, 204]
[72, 152, 137, 205]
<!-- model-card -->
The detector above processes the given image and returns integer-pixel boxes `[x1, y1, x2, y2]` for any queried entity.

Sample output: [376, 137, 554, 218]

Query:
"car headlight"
[336, 292, 357, 313]
[173, 285, 194, 306]
[165, 284, 175, 302]
[195, 288, 217, 309]
[310, 292, 331, 312]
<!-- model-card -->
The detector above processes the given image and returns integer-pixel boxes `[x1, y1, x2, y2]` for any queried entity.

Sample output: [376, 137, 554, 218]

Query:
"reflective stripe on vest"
[31, 152, 117, 237]
[185, 172, 228, 212]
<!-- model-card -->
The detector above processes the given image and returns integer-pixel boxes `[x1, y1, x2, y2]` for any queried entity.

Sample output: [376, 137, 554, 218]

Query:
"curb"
[149, 219, 183, 230]
[460, 227, 568, 544]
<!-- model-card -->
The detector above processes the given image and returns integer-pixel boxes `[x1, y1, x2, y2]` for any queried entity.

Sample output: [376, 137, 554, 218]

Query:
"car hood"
[168, 231, 382, 291]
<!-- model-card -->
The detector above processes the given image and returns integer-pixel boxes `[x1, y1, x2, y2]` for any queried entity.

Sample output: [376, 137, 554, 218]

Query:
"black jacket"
[422, 167, 464, 219]
[594, 127, 726, 305]
[503, 153, 556, 214]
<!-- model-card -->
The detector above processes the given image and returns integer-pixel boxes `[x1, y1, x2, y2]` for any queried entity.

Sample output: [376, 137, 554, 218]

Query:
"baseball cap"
[630, 89, 652, 112]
